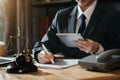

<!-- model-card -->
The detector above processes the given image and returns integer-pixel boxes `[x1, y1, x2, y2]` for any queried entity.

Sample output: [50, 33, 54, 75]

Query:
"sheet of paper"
[56, 33, 84, 47]
[35, 59, 79, 69]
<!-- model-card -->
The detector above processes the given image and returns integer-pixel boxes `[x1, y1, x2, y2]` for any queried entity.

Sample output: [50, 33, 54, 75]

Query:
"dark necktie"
[78, 14, 86, 34]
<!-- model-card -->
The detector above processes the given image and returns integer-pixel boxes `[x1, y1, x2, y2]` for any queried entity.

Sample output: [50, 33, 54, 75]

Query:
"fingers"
[75, 39, 90, 51]
[38, 51, 54, 64]
[75, 39, 99, 54]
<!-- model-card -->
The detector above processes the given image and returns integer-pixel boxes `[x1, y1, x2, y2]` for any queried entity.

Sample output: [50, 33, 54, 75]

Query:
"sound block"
[6, 62, 38, 73]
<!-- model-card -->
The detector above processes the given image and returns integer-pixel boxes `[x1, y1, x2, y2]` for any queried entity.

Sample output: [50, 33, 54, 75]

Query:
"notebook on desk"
[35, 59, 79, 69]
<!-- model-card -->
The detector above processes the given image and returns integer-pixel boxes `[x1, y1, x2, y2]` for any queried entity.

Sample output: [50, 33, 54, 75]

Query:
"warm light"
[0, 0, 2, 3]
[0, 0, 6, 4]
[0, 0, 4, 3]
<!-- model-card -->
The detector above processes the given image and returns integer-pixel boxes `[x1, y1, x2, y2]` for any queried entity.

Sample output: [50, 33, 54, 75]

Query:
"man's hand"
[37, 50, 54, 64]
[75, 39, 99, 54]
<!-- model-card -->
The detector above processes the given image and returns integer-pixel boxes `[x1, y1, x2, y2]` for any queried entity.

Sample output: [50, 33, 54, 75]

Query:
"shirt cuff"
[96, 43, 104, 54]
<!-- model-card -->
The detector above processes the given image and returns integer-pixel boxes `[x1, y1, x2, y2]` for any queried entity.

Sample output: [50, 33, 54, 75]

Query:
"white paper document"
[56, 33, 84, 47]
[35, 59, 79, 69]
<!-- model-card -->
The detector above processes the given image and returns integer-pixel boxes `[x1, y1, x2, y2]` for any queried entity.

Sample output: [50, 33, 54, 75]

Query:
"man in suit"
[33, 0, 120, 64]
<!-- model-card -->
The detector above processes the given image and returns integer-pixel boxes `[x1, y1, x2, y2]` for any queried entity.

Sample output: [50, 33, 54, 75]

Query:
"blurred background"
[0, 0, 120, 56]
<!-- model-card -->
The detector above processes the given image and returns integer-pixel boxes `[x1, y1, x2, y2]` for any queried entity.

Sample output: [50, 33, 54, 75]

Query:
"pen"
[41, 44, 55, 64]
[85, 51, 95, 56]
[89, 51, 96, 56]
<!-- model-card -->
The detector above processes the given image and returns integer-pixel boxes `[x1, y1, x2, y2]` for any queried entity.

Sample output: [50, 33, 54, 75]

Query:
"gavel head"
[15, 50, 33, 66]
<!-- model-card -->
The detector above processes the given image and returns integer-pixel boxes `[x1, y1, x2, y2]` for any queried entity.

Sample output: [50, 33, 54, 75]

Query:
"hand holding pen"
[41, 44, 55, 64]
[37, 44, 55, 64]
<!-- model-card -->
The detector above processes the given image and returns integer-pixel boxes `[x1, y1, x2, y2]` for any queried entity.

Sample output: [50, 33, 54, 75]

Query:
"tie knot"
[81, 14, 86, 20]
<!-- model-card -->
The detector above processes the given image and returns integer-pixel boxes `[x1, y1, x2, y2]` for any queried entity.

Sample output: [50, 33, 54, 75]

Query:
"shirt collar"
[77, 0, 97, 21]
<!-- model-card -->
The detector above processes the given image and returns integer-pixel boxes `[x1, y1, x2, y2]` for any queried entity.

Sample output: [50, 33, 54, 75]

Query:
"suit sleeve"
[32, 11, 62, 62]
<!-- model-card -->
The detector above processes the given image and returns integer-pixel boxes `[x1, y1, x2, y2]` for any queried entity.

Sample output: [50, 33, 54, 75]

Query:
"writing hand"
[75, 39, 99, 54]
[38, 50, 54, 64]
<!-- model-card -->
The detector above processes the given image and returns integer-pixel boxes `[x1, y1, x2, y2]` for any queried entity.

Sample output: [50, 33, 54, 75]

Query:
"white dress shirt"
[75, 0, 104, 54]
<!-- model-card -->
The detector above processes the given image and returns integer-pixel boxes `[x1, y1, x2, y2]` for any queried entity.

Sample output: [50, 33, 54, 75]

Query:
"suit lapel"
[83, 3, 103, 38]
[67, 4, 103, 36]
[68, 6, 77, 33]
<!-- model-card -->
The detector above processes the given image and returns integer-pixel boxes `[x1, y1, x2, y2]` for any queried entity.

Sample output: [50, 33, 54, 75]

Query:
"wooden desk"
[0, 65, 120, 80]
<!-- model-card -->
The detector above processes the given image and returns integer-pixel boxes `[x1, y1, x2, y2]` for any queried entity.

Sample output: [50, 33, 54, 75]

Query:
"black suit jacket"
[33, 2, 120, 61]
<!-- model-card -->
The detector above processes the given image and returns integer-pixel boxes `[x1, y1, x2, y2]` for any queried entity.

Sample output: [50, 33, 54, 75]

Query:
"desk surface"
[0, 65, 120, 80]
